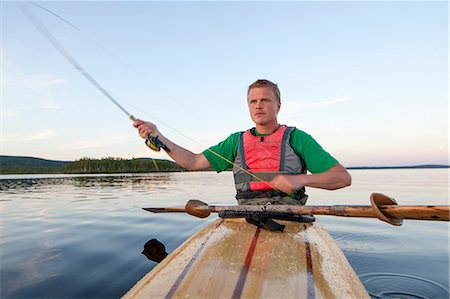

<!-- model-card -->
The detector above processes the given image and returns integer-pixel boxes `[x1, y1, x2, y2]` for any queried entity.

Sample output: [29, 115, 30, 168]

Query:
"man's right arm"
[133, 119, 211, 171]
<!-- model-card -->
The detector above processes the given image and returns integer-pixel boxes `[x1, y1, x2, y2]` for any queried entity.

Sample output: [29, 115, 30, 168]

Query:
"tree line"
[63, 157, 184, 173]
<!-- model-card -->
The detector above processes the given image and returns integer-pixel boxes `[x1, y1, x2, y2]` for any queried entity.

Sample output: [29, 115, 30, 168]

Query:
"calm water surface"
[0, 169, 449, 298]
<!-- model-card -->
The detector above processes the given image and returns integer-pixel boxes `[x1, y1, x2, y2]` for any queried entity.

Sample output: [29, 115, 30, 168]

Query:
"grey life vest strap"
[238, 131, 247, 170]
[279, 126, 294, 171]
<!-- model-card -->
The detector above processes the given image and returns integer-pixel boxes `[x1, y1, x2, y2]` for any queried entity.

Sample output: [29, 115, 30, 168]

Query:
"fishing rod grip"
[129, 115, 169, 152]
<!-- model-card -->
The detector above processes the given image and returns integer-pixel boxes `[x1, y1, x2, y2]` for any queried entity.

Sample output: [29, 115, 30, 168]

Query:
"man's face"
[247, 87, 280, 126]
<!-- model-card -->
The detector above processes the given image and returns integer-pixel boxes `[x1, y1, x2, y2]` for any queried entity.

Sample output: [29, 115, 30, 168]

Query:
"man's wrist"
[296, 174, 309, 189]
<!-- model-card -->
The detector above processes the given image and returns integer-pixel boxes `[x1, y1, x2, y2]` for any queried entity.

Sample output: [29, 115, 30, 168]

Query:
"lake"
[0, 169, 448, 298]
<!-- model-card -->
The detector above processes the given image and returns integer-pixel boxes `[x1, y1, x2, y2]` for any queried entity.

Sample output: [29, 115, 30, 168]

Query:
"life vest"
[233, 125, 307, 204]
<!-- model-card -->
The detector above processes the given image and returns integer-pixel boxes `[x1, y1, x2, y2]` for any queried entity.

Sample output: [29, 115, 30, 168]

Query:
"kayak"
[123, 218, 369, 298]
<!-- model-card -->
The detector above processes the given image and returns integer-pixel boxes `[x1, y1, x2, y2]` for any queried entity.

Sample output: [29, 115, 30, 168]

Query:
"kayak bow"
[123, 218, 370, 298]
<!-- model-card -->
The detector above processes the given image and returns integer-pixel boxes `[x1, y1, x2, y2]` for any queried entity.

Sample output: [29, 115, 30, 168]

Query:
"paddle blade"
[185, 200, 211, 218]
[142, 207, 186, 213]
[371, 193, 403, 226]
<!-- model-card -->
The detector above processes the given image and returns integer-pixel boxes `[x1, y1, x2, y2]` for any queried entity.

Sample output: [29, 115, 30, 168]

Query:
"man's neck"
[255, 122, 280, 135]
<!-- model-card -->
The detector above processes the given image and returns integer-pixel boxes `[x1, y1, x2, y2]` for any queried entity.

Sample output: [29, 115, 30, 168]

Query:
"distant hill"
[0, 155, 69, 174]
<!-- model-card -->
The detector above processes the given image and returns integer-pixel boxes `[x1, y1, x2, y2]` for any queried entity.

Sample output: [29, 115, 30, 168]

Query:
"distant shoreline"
[347, 165, 450, 170]
[0, 155, 448, 175]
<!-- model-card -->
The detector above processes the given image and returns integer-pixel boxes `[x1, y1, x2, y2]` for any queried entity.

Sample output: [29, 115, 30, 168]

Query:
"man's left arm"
[271, 163, 351, 194]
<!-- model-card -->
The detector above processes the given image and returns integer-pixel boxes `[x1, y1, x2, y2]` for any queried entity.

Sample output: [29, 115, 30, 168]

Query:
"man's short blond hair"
[247, 79, 281, 103]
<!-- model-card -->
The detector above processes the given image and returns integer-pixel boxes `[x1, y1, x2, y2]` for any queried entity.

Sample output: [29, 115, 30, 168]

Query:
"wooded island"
[0, 156, 184, 174]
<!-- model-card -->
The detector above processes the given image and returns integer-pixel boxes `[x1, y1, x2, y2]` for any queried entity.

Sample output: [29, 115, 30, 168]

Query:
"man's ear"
[277, 101, 281, 112]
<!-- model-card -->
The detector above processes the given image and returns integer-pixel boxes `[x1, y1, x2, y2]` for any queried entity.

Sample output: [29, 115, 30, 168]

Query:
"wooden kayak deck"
[123, 218, 369, 299]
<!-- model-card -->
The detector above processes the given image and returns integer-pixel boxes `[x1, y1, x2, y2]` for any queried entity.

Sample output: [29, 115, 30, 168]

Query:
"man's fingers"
[271, 176, 286, 193]
[271, 175, 296, 194]
[132, 119, 144, 128]
[138, 126, 151, 137]
[133, 120, 159, 140]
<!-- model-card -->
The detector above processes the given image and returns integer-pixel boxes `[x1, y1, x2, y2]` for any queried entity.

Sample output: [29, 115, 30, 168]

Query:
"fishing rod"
[19, 2, 269, 184]
[19, 2, 168, 153]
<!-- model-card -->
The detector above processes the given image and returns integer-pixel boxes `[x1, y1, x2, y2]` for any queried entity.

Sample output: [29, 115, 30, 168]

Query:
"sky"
[1, 1, 448, 167]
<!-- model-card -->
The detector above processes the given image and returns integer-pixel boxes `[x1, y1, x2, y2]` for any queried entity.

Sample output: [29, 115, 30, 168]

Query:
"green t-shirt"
[202, 127, 338, 174]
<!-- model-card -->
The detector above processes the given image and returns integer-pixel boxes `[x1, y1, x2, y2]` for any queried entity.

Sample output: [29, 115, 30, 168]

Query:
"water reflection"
[0, 174, 173, 192]
[142, 239, 168, 263]
[1, 248, 62, 298]
[360, 273, 449, 299]
[71, 174, 172, 188]
[330, 230, 404, 252]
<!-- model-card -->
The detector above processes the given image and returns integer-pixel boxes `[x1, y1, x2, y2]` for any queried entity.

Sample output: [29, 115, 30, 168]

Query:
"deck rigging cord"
[20, 2, 266, 184]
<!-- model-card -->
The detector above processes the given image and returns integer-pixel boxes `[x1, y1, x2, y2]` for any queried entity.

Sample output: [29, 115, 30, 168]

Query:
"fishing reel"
[145, 135, 171, 153]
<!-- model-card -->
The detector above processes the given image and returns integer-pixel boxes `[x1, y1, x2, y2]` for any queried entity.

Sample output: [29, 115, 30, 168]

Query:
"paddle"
[143, 193, 450, 226]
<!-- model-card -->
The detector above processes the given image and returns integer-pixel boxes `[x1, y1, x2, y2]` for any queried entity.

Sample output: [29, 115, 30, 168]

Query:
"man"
[133, 79, 351, 206]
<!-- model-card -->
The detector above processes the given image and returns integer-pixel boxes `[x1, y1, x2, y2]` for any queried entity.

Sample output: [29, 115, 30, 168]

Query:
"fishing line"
[19, 1, 166, 171]
[19, 2, 134, 120]
[27, 1, 172, 102]
[28, 0, 206, 125]
[20, 2, 266, 184]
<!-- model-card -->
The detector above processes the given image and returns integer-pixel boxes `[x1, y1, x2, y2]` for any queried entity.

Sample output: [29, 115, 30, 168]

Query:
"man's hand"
[131, 118, 212, 171]
[271, 174, 305, 194]
[133, 119, 159, 139]
[271, 164, 351, 194]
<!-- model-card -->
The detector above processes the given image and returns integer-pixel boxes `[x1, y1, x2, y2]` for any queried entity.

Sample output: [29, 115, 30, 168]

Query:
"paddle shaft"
[144, 204, 450, 221]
